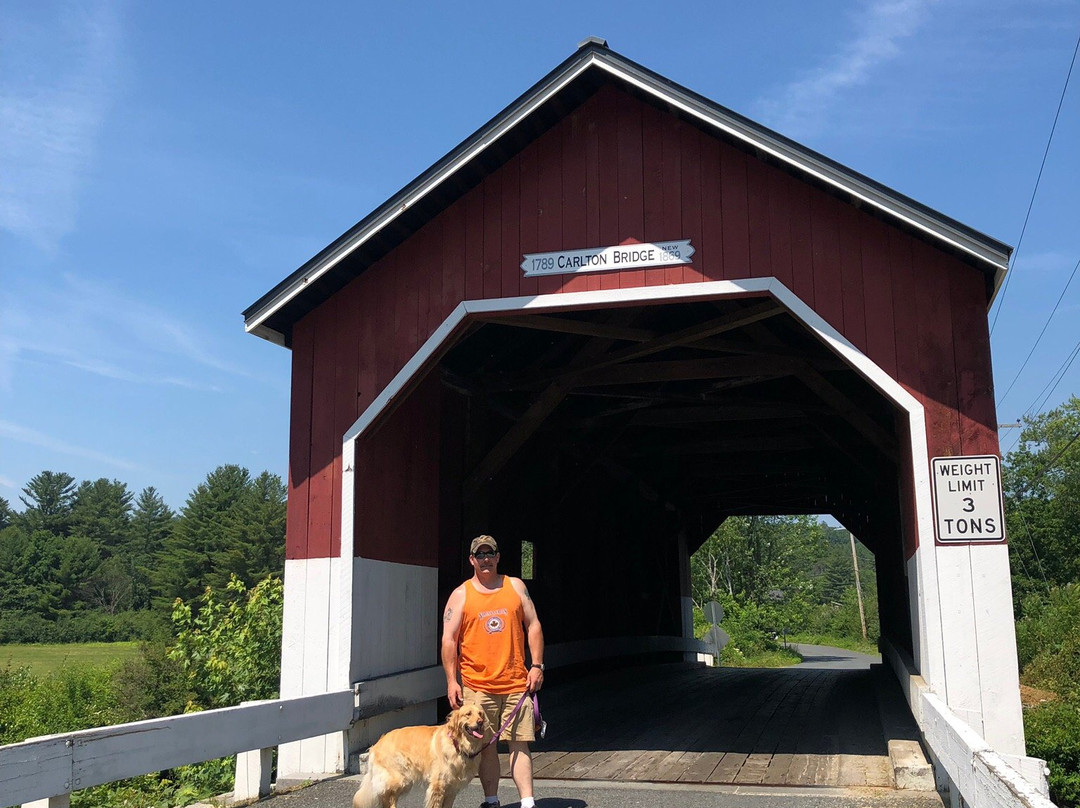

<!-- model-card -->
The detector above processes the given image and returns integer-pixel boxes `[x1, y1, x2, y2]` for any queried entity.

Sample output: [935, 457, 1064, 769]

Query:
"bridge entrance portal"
[243, 41, 1043, 794]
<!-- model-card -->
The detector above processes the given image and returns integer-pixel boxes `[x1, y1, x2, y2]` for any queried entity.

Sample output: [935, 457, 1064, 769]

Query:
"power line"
[1000, 344, 1080, 457]
[990, 30, 1080, 335]
[1030, 339, 1080, 417]
[1013, 506, 1051, 593]
[996, 254, 1080, 408]
[1003, 415, 1080, 598]
[1026, 427, 1080, 492]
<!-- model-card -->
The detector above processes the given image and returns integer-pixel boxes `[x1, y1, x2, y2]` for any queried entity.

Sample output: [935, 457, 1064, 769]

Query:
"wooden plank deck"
[499, 662, 904, 788]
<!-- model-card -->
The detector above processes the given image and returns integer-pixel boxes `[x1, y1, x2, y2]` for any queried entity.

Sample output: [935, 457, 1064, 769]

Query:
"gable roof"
[243, 38, 1011, 347]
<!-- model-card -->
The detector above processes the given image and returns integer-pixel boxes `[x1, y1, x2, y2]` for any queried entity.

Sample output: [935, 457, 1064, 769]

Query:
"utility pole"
[850, 531, 867, 642]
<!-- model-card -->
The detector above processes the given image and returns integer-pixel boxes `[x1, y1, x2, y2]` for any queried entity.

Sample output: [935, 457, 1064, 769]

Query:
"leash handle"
[533, 693, 546, 740]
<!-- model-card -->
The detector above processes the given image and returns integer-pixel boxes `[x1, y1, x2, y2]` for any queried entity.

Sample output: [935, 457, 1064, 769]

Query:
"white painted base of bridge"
[23, 798, 68, 808]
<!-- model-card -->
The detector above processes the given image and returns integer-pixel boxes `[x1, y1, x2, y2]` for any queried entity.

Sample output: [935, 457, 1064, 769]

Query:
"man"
[442, 535, 545, 808]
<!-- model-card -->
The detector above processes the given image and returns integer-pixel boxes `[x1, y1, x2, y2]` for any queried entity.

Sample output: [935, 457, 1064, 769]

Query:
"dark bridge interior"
[421, 295, 913, 654]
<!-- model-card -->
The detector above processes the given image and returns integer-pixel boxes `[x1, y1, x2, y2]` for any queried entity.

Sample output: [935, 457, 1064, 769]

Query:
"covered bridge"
[243, 39, 1042, 789]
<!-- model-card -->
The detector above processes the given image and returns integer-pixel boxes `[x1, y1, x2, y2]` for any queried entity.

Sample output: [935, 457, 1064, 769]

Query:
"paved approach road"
[790, 643, 882, 670]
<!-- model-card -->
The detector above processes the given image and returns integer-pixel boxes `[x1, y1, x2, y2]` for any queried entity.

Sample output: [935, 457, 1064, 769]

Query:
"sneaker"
[479, 802, 500, 808]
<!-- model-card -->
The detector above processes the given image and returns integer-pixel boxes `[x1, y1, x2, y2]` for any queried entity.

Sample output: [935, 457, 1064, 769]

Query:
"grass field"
[0, 642, 141, 675]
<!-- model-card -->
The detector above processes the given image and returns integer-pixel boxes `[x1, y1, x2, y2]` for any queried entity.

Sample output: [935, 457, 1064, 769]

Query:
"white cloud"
[0, 271, 248, 392]
[1013, 250, 1077, 275]
[753, 0, 936, 139]
[0, 419, 139, 471]
[0, 2, 122, 251]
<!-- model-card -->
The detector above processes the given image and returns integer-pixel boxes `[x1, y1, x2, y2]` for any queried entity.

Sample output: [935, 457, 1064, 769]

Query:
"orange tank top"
[459, 577, 527, 694]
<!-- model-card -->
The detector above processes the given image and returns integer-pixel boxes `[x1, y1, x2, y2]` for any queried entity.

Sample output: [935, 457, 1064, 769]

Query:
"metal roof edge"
[243, 45, 608, 337]
[244, 42, 1013, 341]
[587, 50, 1012, 271]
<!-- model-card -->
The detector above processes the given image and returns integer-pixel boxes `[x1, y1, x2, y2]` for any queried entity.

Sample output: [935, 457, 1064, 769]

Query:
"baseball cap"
[470, 535, 499, 554]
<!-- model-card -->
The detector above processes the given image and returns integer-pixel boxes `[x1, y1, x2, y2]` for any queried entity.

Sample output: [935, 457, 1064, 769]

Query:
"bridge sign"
[704, 600, 724, 625]
[704, 625, 730, 656]
[930, 455, 1005, 544]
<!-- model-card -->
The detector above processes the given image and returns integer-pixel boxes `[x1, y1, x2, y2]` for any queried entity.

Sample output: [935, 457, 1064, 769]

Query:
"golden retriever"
[352, 702, 487, 808]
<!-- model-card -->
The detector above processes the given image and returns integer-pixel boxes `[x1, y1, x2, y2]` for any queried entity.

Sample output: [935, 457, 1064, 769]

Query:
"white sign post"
[930, 455, 1006, 543]
[703, 601, 728, 661]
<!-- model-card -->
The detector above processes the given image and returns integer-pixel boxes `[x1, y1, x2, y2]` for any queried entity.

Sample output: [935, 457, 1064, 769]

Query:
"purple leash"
[470, 692, 545, 758]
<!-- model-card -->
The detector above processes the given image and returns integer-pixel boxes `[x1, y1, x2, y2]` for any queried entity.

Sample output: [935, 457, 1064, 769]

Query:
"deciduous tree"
[1003, 396, 1080, 608]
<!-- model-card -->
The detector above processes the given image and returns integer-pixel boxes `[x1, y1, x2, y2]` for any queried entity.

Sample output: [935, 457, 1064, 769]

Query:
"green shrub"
[803, 589, 880, 645]
[1016, 585, 1080, 807]
[111, 642, 191, 721]
[0, 612, 56, 643]
[718, 598, 779, 657]
[696, 597, 790, 665]
[1017, 585, 1080, 701]
[0, 609, 170, 644]
[1026, 699, 1080, 808]
[1025, 633, 1080, 703]
[169, 574, 283, 710]
[1, 577, 284, 808]
[74, 776, 176, 808]
[0, 663, 121, 745]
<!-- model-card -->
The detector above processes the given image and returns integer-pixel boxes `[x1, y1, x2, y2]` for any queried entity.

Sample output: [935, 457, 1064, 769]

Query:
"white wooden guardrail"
[0, 690, 354, 808]
[881, 639, 1053, 808]
[920, 691, 1053, 808]
[0, 636, 707, 808]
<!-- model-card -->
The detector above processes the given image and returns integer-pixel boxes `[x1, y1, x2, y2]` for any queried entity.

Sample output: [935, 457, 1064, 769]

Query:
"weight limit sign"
[930, 455, 1006, 544]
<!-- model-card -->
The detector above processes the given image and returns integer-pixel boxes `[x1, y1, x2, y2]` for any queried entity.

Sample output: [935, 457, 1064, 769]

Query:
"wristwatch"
[531, 663, 545, 671]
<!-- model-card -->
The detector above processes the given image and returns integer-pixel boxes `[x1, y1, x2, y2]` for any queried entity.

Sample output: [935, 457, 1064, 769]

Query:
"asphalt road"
[790, 643, 882, 670]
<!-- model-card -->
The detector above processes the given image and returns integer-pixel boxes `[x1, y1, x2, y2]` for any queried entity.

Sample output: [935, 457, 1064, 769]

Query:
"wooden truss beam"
[463, 312, 636, 499]
[477, 315, 657, 343]
[481, 302, 783, 392]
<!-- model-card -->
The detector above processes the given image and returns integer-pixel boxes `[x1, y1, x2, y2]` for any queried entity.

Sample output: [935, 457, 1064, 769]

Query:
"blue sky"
[1, 1, 1078, 512]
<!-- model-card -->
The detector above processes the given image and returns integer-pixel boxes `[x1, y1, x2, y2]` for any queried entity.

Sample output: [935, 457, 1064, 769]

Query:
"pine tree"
[0, 528, 64, 615]
[19, 471, 78, 536]
[0, 496, 14, 530]
[57, 534, 102, 611]
[211, 471, 286, 589]
[71, 478, 134, 557]
[157, 465, 251, 604]
[130, 487, 175, 609]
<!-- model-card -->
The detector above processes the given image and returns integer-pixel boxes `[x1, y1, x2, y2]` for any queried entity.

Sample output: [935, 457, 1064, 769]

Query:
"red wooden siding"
[950, 256, 999, 456]
[285, 82, 999, 562]
[286, 317, 314, 560]
[353, 373, 441, 567]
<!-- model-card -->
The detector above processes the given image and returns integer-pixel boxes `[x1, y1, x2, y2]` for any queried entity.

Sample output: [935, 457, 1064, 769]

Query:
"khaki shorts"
[463, 686, 535, 742]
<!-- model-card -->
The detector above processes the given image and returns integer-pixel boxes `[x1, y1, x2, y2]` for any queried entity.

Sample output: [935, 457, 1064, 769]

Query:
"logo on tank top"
[479, 608, 508, 634]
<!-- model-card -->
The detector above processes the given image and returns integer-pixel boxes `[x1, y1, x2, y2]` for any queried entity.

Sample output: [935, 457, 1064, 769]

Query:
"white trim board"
[330, 276, 1026, 757]
[339, 278, 939, 666]
[344, 278, 926, 444]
